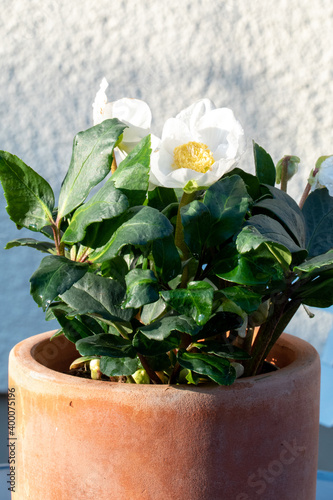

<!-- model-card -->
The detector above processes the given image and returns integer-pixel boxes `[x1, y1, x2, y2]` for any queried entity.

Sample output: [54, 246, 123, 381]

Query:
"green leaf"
[140, 299, 167, 325]
[30, 256, 88, 311]
[132, 330, 181, 356]
[61, 183, 129, 244]
[76, 333, 136, 358]
[60, 273, 133, 322]
[138, 315, 200, 340]
[110, 135, 151, 206]
[147, 186, 178, 211]
[177, 350, 236, 385]
[302, 188, 333, 257]
[52, 313, 94, 343]
[203, 175, 250, 246]
[122, 269, 159, 309]
[215, 246, 285, 287]
[191, 311, 243, 340]
[160, 282, 214, 325]
[219, 287, 262, 314]
[5, 238, 56, 253]
[101, 256, 129, 286]
[181, 201, 211, 257]
[253, 185, 306, 247]
[295, 269, 333, 308]
[152, 234, 181, 282]
[223, 167, 261, 200]
[58, 119, 126, 218]
[294, 250, 333, 275]
[100, 356, 139, 376]
[198, 341, 251, 360]
[241, 216, 307, 261]
[253, 142, 276, 186]
[0, 151, 54, 230]
[237, 226, 292, 268]
[89, 206, 174, 263]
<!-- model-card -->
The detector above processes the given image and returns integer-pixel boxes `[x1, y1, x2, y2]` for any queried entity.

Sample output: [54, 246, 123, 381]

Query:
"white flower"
[311, 155, 333, 196]
[150, 99, 245, 189]
[93, 78, 153, 157]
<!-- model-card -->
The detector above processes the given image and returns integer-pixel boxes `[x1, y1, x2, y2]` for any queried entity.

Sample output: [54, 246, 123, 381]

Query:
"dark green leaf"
[89, 206, 173, 263]
[100, 356, 139, 376]
[58, 119, 126, 218]
[191, 311, 243, 340]
[181, 201, 211, 257]
[76, 333, 136, 357]
[138, 315, 200, 340]
[295, 269, 333, 308]
[0, 151, 54, 230]
[122, 269, 159, 308]
[253, 185, 306, 247]
[152, 234, 181, 282]
[145, 353, 171, 371]
[294, 250, 333, 275]
[160, 281, 214, 325]
[53, 313, 93, 343]
[177, 350, 236, 385]
[147, 186, 178, 211]
[61, 183, 129, 244]
[219, 287, 262, 314]
[30, 256, 88, 311]
[60, 273, 133, 322]
[110, 135, 151, 206]
[203, 175, 250, 246]
[198, 341, 251, 360]
[5, 238, 56, 253]
[101, 256, 129, 286]
[133, 330, 180, 356]
[302, 188, 333, 257]
[241, 215, 307, 261]
[223, 167, 261, 200]
[216, 247, 285, 287]
[253, 142, 276, 186]
[140, 299, 167, 325]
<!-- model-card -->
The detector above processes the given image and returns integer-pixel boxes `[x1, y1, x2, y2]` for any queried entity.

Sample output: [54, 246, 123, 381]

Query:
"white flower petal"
[111, 98, 152, 129]
[176, 99, 216, 134]
[161, 118, 192, 154]
[152, 100, 245, 189]
[315, 156, 333, 196]
[92, 78, 109, 125]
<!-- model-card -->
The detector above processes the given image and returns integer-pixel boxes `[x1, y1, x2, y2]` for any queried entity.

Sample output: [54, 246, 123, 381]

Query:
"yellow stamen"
[172, 141, 215, 173]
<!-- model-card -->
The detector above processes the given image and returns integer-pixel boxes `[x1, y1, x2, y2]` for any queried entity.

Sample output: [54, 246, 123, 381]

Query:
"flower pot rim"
[9, 330, 320, 393]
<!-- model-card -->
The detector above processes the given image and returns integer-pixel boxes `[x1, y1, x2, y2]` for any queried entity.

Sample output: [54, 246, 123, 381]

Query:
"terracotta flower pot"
[8, 331, 320, 500]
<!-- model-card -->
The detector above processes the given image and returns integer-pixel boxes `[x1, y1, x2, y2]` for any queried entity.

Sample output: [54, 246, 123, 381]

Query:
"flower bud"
[90, 359, 101, 380]
[132, 369, 150, 384]
[231, 362, 245, 378]
[276, 156, 300, 184]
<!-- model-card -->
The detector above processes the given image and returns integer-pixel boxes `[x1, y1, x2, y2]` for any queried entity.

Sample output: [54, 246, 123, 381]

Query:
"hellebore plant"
[1, 93, 333, 386]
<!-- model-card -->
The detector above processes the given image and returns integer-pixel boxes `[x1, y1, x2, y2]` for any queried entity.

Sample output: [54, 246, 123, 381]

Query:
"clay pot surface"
[9, 331, 320, 500]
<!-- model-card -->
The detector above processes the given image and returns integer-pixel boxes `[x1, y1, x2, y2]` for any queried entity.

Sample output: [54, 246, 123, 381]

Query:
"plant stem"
[174, 191, 196, 288]
[299, 167, 319, 209]
[111, 152, 117, 174]
[280, 156, 290, 193]
[137, 353, 162, 384]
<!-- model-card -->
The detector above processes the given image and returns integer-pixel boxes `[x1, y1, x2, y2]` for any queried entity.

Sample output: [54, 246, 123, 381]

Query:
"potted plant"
[1, 82, 332, 499]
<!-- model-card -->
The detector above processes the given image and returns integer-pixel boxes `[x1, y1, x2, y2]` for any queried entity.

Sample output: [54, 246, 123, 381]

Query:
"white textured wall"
[1, 0, 333, 391]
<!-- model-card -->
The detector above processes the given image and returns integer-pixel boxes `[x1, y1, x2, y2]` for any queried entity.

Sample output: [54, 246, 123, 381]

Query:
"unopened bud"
[231, 362, 245, 379]
[276, 156, 300, 184]
[132, 369, 150, 384]
[90, 359, 101, 380]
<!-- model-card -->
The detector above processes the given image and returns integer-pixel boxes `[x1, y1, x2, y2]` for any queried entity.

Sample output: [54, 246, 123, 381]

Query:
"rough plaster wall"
[1, 0, 333, 391]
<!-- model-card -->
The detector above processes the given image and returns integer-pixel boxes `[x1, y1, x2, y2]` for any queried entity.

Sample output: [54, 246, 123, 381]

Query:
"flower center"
[172, 141, 215, 173]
